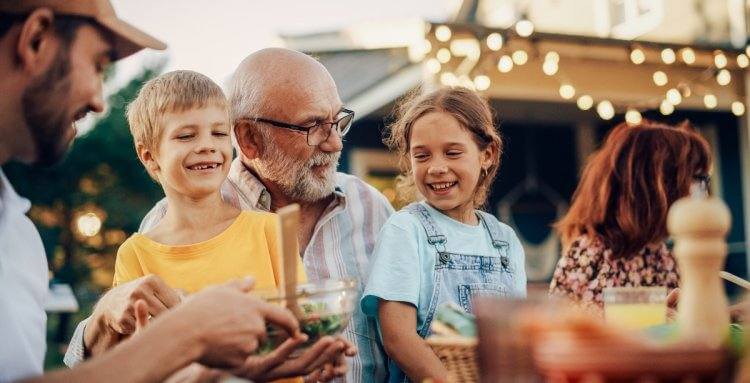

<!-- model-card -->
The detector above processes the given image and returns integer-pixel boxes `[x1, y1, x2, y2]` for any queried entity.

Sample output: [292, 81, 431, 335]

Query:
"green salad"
[258, 302, 348, 354]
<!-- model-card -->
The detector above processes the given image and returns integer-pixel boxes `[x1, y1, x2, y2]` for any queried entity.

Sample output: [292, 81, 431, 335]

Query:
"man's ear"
[234, 120, 263, 160]
[136, 142, 160, 178]
[15, 8, 57, 75]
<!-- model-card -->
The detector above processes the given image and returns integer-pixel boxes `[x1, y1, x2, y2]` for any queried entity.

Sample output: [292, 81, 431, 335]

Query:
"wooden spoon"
[276, 203, 303, 318]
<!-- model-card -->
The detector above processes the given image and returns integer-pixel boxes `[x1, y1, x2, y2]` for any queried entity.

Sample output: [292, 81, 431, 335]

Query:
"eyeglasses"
[243, 108, 355, 146]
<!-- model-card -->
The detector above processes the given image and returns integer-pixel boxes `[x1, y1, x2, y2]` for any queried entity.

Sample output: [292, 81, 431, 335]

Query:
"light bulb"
[486, 33, 503, 51]
[660, 100, 674, 115]
[437, 48, 451, 63]
[435, 25, 452, 42]
[703, 94, 717, 109]
[666, 88, 682, 105]
[714, 51, 728, 69]
[497, 56, 513, 73]
[661, 48, 676, 64]
[426, 58, 441, 74]
[597, 100, 615, 120]
[681, 48, 696, 64]
[512, 50, 528, 65]
[474, 75, 491, 91]
[625, 109, 642, 125]
[630, 48, 645, 65]
[577, 95, 594, 110]
[542, 60, 558, 76]
[559, 84, 575, 99]
[652, 71, 668, 86]
[732, 101, 745, 116]
[515, 19, 534, 37]
[717, 69, 731, 86]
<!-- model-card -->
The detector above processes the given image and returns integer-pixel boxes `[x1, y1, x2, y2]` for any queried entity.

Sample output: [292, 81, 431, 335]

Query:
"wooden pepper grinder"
[667, 183, 731, 347]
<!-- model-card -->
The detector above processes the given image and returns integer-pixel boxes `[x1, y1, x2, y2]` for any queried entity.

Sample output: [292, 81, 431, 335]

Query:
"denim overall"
[390, 203, 519, 382]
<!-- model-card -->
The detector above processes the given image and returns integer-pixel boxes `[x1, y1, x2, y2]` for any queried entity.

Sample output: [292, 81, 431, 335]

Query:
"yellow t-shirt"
[113, 211, 306, 293]
[114, 211, 307, 383]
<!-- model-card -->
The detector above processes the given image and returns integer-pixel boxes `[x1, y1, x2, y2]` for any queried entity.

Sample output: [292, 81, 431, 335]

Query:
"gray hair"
[226, 67, 270, 147]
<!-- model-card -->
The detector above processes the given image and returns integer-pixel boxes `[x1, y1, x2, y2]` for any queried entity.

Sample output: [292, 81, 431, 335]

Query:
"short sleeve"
[360, 220, 421, 317]
[508, 231, 528, 297]
[113, 238, 145, 286]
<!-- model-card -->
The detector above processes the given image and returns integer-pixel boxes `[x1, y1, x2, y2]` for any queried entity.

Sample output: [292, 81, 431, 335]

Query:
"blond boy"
[119, 70, 350, 381]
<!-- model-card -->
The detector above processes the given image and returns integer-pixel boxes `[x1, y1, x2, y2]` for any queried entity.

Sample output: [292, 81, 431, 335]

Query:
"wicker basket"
[426, 335, 479, 383]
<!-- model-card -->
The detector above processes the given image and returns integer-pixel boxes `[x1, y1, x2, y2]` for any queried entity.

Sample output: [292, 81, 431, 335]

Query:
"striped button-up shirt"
[143, 158, 394, 382]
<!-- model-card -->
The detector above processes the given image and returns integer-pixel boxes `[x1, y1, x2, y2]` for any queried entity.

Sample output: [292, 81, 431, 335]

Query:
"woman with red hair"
[549, 120, 712, 308]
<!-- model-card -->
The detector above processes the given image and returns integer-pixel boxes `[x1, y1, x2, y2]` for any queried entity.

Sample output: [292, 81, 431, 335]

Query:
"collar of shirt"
[225, 157, 347, 213]
[0, 169, 31, 228]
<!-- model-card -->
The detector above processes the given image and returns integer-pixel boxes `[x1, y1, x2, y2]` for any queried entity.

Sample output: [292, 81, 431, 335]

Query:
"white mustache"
[307, 152, 339, 168]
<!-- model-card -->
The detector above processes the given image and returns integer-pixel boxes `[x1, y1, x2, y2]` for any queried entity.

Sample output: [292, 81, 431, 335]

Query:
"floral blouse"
[549, 234, 679, 307]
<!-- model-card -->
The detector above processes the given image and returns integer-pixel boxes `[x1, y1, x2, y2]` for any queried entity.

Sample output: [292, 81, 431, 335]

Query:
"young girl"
[361, 87, 527, 381]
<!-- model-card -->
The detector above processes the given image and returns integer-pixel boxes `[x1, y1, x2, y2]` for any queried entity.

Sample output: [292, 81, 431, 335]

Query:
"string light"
[597, 100, 615, 120]
[630, 48, 646, 65]
[681, 48, 696, 64]
[577, 95, 593, 110]
[716, 69, 731, 86]
[545, 51, 560, 62]
[497, 55, 514, 73]
[559, 84, 575, 99]
[738, 54, 749, 68]
[732, 101, 746, 116]
[437, 48, 451, 63]
[426, 58, 441, 74]
[652, 71, 668, 86]
[474, 75, 491, 91]
[459, 75, 475, 90]
[515, 19, 534, 37]
[625, 109, 642, 125]
[512, 50, 529, 65]
[714, 51, 728, 69]
[440, 72, 458, 86]
[486, 33, 503, 51]
[703, 94, 717, 109]
[543, 60, 559, 76]
[666, 88, 682, 105]
[660, 100, 675, 115]
[435, 25, 452, 42]
[661, 48, 676, 64]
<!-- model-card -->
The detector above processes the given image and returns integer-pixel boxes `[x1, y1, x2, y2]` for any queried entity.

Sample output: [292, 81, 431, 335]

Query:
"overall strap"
[405, 203, 447, 254]
[477, 210, 512, 271]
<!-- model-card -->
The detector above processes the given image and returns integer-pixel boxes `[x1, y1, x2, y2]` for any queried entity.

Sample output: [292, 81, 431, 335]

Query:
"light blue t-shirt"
[361, 201, 526, 332]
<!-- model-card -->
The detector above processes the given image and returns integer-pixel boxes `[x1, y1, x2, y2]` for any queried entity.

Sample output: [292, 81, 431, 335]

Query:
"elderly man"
[0, 1, 301, 382]
[68, 48, 394, 381]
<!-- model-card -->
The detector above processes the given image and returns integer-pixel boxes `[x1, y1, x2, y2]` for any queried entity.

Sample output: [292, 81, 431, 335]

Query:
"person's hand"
[303, 336, 356, 382]
[162, 363, 225, 383]
[232, 335, 356, 381]
[170, 277, 300, 369]
[84, 275, 182, 356]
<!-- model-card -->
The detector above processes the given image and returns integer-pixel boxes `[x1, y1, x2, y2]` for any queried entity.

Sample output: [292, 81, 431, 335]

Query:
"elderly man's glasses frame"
[242, 108, 355, 146]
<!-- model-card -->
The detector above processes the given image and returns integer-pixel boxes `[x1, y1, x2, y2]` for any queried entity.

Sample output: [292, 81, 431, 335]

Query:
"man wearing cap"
[0, 1, 304, 382]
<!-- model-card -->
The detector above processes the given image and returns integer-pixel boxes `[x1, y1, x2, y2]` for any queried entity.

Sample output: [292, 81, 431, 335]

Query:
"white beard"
[253, 138, 340, 202]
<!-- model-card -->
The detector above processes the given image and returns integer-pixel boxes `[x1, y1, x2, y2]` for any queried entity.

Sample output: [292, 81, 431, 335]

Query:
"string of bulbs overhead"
[422, 20, 748, 124]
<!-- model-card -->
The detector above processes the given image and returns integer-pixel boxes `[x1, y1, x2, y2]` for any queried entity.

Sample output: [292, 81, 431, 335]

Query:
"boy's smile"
[151, 105, 232, 199]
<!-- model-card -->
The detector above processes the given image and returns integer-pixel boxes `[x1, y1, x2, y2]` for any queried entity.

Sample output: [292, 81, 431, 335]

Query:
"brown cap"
[0, 0, 167, 60]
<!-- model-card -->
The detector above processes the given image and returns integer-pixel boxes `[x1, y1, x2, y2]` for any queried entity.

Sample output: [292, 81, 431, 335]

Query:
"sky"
[110, 0, 456, 87]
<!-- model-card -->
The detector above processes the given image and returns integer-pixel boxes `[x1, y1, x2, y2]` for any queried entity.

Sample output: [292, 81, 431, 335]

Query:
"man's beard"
[21, 48, 76, 167]
[253, 136, 340, 202]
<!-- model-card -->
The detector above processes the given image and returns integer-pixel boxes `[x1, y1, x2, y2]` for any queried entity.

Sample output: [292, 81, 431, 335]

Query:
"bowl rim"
[254, 277, 358, 301]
